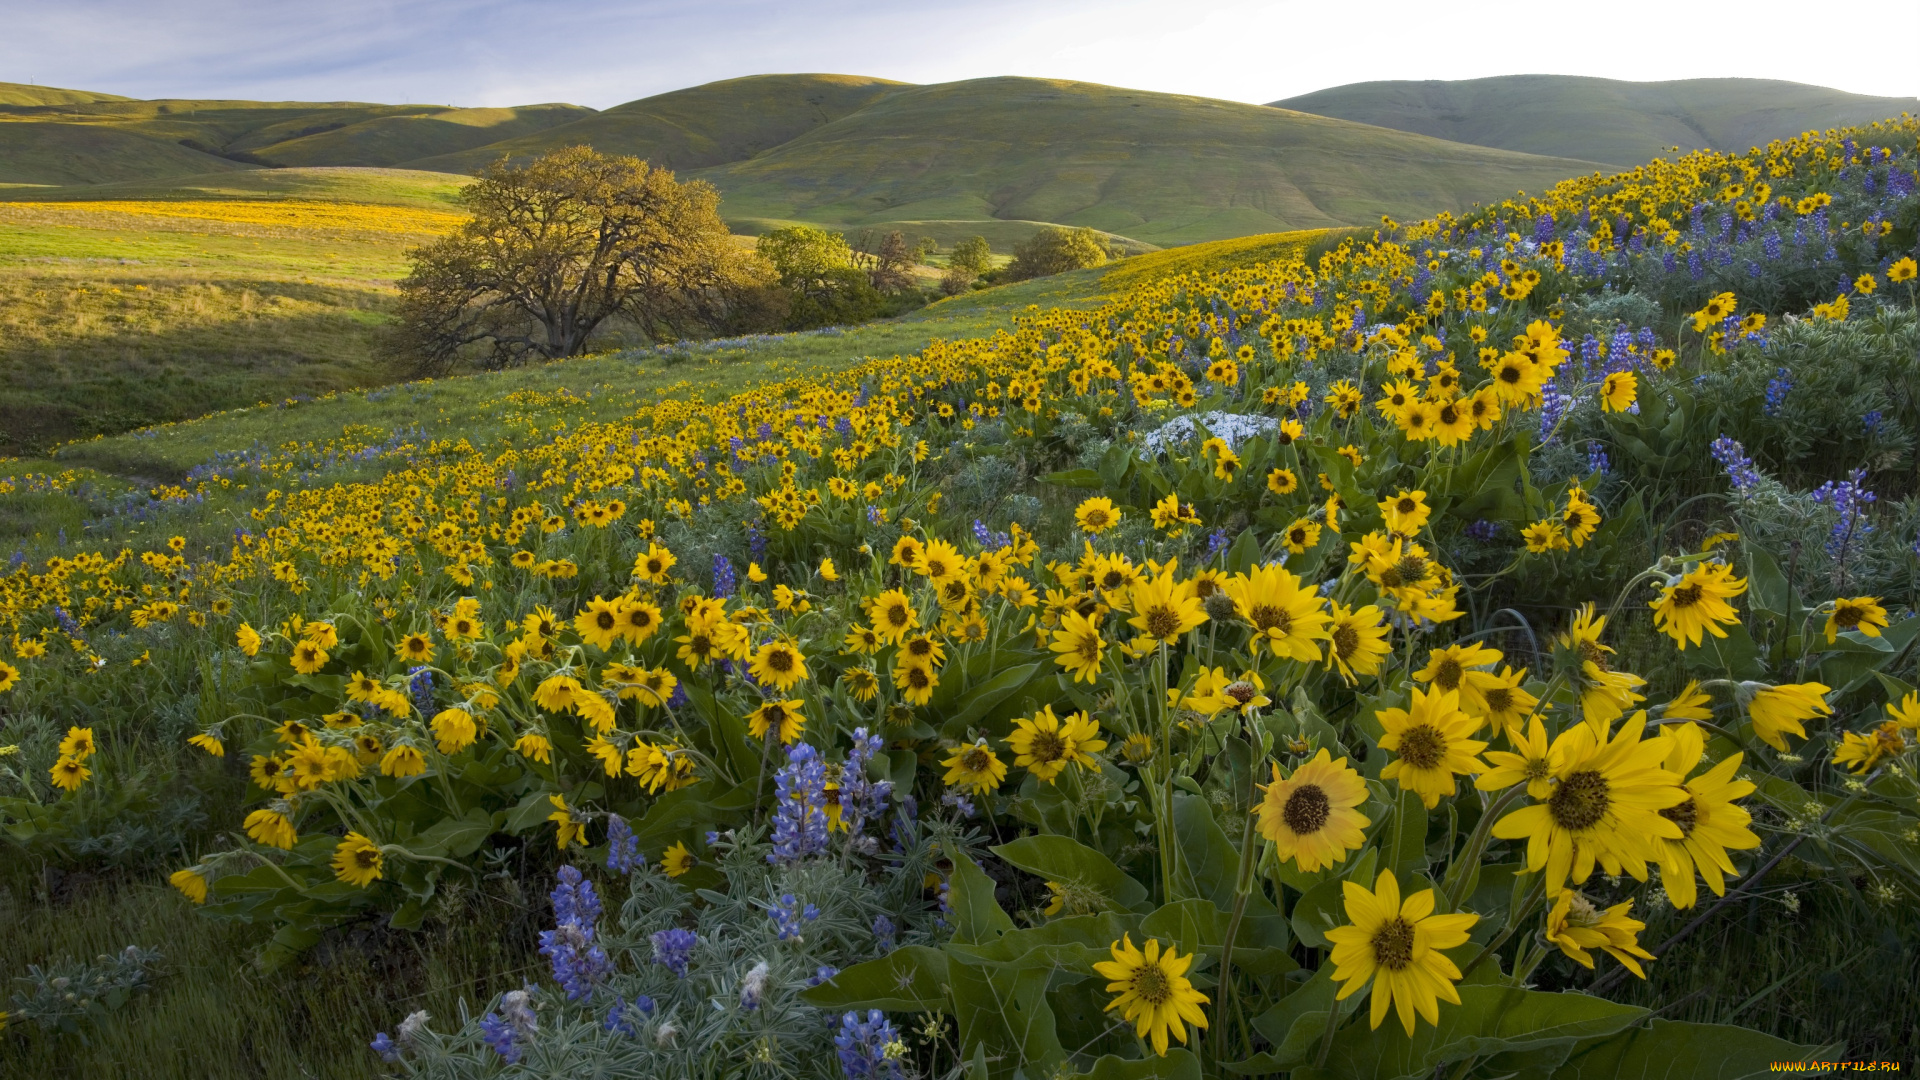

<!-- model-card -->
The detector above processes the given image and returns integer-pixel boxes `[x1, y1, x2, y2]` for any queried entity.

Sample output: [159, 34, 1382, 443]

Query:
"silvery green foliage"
[8, 945, 162, 1035]
[386, 823, 957, 1079]
[1142, 411, 1277, 454]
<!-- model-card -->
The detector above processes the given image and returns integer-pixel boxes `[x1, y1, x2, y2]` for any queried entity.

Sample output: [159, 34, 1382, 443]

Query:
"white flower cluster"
[1140, 412, 1276, 456]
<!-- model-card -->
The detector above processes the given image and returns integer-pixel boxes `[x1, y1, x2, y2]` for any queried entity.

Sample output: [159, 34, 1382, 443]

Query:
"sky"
[6, 0, 1918, 109]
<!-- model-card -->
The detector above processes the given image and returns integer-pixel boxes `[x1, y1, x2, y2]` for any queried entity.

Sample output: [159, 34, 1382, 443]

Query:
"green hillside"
[1, 165, 470, 207]
[405, 73, 905, 174]
[1272, 75, 1920, 165]
[234, 104, 593, 167]
[0, 121, 248, 186]
[692, 77, 1601, 247]
[0, 80, 135, 106]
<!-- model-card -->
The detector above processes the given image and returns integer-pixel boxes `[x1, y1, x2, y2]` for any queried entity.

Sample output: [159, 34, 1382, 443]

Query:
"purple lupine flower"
[1763, 368, 1792, 416]
[835, 1010, 906, 1080]
[606, 814, 640, 875]
[872, 915, 897, 952]
[1464, 519, 1499, 542]
[768, 893, 820, 941]
[1710, 436, 1763, 492]
[407, 666, 435, 717]
[839, 727, 893, 839]
[1586, 441, 1610, 476]
[369, 1032, 400, 1063]
[712, 553, 738, 599]
[478, 1013, 520, 1063]
[651, 928, 698, 978]
[810, 964, 841, 987]
[769, 743, 830, 864]
[540, 867, 611, 1001]
[1811, 469, 1877, 561]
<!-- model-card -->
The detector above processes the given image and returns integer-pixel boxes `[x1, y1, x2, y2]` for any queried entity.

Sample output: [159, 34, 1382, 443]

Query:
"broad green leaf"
[947, 955, 1066, 1080]
[1317, 986, 1647, 1079]
[1382, 788, 1429, 884]
[1556, 1019, 1836, 1080]
[1042, 468, 1106, 489]
[1244, 965, 1337, 1070]
[993, 835, 1151, 913]
[1290, 847, 1374, 949]
[1078, 1048, 1201, 1080]
[1170, 793, 1275, 917]
[953, 911, 1138, 970]
[801, 946, 949, 1011]
[939, 662, 1046, 738]
[407, 806, 495, 859]
[947, 845, 1015, 945]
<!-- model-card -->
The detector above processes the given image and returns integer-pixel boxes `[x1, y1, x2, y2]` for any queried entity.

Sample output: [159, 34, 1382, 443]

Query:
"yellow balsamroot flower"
[1149, 492, 1202, 533]
[1886, 692, 1920, 731]
[1266, 468, 1298, 496]
[244, 807, 298, 849]
[1888, 256, 1918, 283]
[58, 726, 96, 761]
[1325, 869, 1478, 1035]
[661, 841, 697, 877]
[1006, 706, 1104, 783]
[170, 868, 209, 904]
[1491, 712, 1685, 893]
[1600, 371, 1637, 413]
[1559, 604, 1646, 726]
[514, 732, 553, 764]
[818, 557, 839, 582]
[942, 739, 1007, 795]
[1254, 748, 1370, 871]
[1478, 667, 1538, 737]
[380, 744, 428, 778]
[1744, 681, 1830, 751]
[48, 754, 91, 791]
[633, 542, 677, 583]
[575, 595, 626, 650]
[1522, 519, 1569, 553]
[236, 624, 263, 656]
[1544, 891, 1655, 978]
[893, 658, 939, 705]
[914, 538, 965, 582]
[1093, 934, 1209, 1057]
[1221, 563, 1330, 661]
[1477, 715, 1560, 799]
[900, 633, 946, 669]
[748, 639, 808, 692]
[1824, 596, 1888, 644]
[1282, 518, 1321, 555]
[290, 639, 330, 674]
[1377, 687, 1488, 808]
[842, 666, 880, 703]
[1654, 721, 1760, 908]
[1834, 723, 1909, 775]
[1322, 602, 1391, 684]
[1075, 496, 1121, 534]
[430, 708, 478, 754]
[1661, 680, 1715, 722]
[747, 699, 806, 745]
[188, 732, 225, 757]
[332, 832, 384, 887]
[1378, 489, 1431, 534]
[629, 741, 698, 794]
[1049, 608, 1107, 684]
[1413, 643, 1505, 718]
[548, 794, 585, 849]
[1126, 567, 1206, 648]
[1648, 562, 1747, 648]
[866, 589, 919, 644]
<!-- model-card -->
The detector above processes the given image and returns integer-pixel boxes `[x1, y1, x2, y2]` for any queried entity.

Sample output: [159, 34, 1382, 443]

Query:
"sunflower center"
[1370, 916, 1417, 971]
[926, 559, 949, 578]
[1577, 639, 1609, 670]
[1225, 681, 1256, 705]
[1396, 498, 1417, 514]
[1029, 729, 1068, 763]
[1398, 724, 1446, 769]
[766, 650, 794, 673]
[1247, 604, 1291, 637]
[1659, 795, 1699, 836]
[887, 604, 909, 627]
[1484, 687, 1513, 713]
[1145, 605, 1182, 638]
[1282, 784, 1331, 834]
[1433, 658, 1463, 691]
[596, 612, 617, 630]
[354, 849, 378, 869]
[1499, 364, 1522, 384]
[1549, 769, 1612, 831]
[1439, 405, 1460, 425]
[1833, 604, 1863, 628]
[1086, 510, 1109, 528]
[1522, 756, 1551, 782]
[1332, 624, 1360, 659]
[962, 748, 991, 772]
[1101, 570, 1126, 590]
[908, 668, 930, 689]
[1670, 583, 1702, 609]
[1393, 555, 1429, 583]
[908, 639, 932, 657]
[1076, 633, 1101, 661]
[1130, 962, 1172, 1005]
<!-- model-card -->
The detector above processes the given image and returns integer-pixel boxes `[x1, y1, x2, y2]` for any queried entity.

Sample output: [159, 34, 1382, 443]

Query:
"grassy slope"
[0, 122, 248, 185]
[0, 80, 135, 106]
[1273, 75, 1920, 165]
[245, 104, 593, 168]
[694, 77, 1602, 247]
[405, 73, 906, 174]
[0, 169, 474, 453]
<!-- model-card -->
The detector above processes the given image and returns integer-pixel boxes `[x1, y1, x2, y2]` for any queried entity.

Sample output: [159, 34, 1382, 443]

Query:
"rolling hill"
[0, 121, 249, 186]
[1272, 75, 1920, 165]
[408, 73, 906, 174]
[686, 77, 1601, 247]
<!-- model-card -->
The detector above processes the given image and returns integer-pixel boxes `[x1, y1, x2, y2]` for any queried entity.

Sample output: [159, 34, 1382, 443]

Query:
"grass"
[0, 122, 245, 186]
[694, 77, 1601, 247]
[1274, 75, 1920, 166]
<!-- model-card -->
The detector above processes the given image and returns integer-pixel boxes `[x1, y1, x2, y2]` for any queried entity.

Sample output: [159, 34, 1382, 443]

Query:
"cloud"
[4, 0, 1916, 108]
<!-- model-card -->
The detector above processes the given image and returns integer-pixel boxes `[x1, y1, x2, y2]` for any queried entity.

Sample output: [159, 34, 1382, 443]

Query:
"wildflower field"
[3, 117, 1920, 1078]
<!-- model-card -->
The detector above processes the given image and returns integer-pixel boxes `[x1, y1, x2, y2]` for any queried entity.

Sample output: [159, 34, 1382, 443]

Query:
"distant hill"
[689, 77, 1600, 247]
[1272, 76, 1920, 165]
[230, 104, 593, 168]
[0, 80, 135, 107]
[0, 122, 248, 186]
[408, 74, 905, 174]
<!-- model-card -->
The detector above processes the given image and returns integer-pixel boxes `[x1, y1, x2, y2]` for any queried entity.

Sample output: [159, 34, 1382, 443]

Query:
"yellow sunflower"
[748, 639, 809, 692]
[1653, 721, 1760, 909]
[747, 699, 807, 745]
[1221, 563, 1330, 661]
[942, 739, 1007, 794]
[1254, 748, 1371, 871]
[893, 660, 938, 705]
[1324, 602, 1391, 683]
[1745, 681, 1829, 750]
[1325, 869, 1478, 1035]
[1824, 596, 1889, 644]
[1648, 562, 1747, 648]
[1075, 496, 1122, 534]
[1006, 706, 1105, 783]
[1376, 687, 1488, 808]
[332, 833, 385, 887]
[1544, 891, 1655, 977]
[1049, 609, 1107, 684]
[661, 840, 698, 877]
[1092, 935, 1209, 1057]
[866, 589, 920, 644]
[1126, 567, 1207, 647]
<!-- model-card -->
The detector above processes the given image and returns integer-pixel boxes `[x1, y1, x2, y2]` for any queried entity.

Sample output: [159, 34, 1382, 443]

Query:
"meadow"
[0, 117, 1918, 1080]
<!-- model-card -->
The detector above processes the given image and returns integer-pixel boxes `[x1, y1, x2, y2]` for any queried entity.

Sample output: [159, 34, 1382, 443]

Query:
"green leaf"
[1556, 1019, 1837, 1080]
[939, 662, 1046, 738]
[1382, 788, 1429, 884]
[503, 789, 558, 834]
[992, 835, 1151, 913]
[407, 807, 495, 859]
[1317, 986, 1647, 1079]
[1140, 898, 1229, 954]
[947, 845, 1015, 945]
[1225, 530, 1262, 575]
[947, 955, 1066, 1080]
[1043, 468, 1106, 489]
[1169, 793, 1274, 917]
[1077, 1048, 1202, 1080]
[952, 911, 1137, 971]
[1290, 847, 1374, 949]
[801, 946, 949, 1011]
